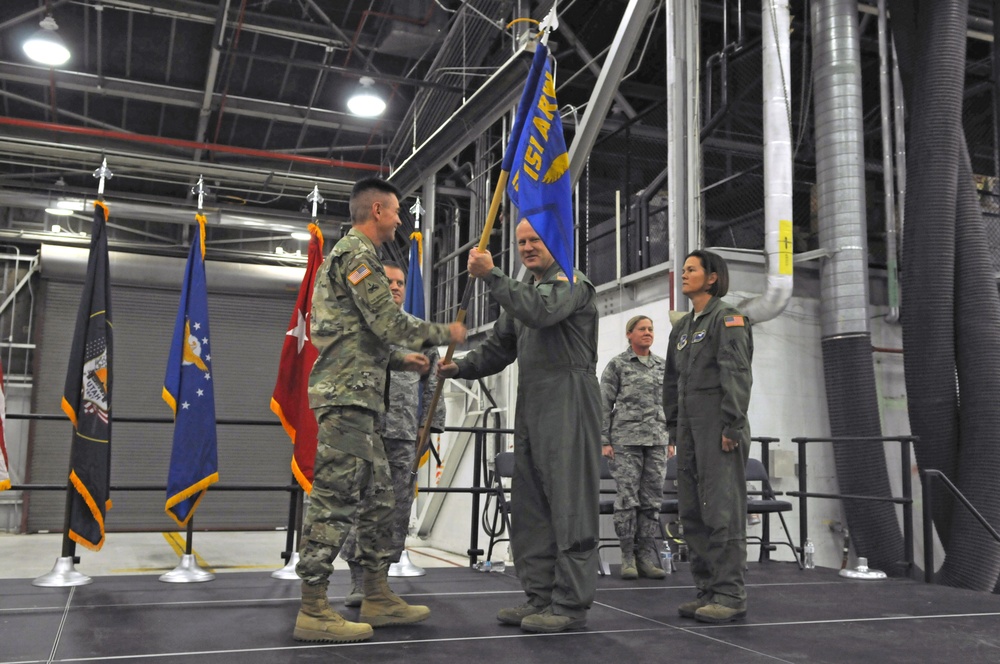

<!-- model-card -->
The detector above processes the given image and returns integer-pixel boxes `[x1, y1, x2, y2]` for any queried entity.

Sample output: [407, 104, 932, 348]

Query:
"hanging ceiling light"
[347, 77, 386, 117]
[23, 15, 71, 67]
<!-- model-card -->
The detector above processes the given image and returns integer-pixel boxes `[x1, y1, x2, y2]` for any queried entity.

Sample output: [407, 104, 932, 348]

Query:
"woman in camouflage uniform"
[600, 315, 670, 579]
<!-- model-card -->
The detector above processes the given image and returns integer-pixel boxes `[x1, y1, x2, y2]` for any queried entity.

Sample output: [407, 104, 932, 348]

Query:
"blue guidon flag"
[163, 213, 219, 527]
[506, 42, 575, 283]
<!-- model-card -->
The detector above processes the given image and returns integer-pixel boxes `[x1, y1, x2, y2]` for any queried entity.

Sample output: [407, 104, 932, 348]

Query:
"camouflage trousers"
[296, 406, 394, 585]
[608, 444, 668, 542]
[341, 437, 417, 565]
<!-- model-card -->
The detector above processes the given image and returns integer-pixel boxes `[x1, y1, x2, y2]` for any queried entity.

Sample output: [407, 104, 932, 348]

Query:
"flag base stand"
[33, 556, 93, 587]
[159, 554, 215, 583]
[388, 550, 425, 577]
[271, 552, 301, 580]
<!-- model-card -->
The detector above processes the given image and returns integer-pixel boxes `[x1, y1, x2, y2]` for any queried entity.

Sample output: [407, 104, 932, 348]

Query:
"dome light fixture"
[23, 15, 71, 67]
[347, 77, 386, 117]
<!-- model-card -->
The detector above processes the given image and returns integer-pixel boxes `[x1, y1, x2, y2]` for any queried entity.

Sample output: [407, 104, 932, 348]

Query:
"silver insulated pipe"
[813, 0, 870, 337]
[738, 0, 793, 323]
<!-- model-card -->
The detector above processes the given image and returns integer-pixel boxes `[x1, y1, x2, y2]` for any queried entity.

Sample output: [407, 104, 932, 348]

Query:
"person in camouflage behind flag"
[292, 177, 466, 644]
[600, 315, 671, 580]
[339, 260, 446, 608]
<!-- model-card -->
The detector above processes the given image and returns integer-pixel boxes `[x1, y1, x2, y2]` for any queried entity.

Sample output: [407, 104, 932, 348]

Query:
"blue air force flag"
[404, 231, 425, 320]
[506, 42, 575, 283]
[162, 214, 218, 527]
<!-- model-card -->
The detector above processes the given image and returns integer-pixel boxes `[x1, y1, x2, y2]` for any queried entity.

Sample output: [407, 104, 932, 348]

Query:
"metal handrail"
[919, 468, 1000, 583]
[786, 436, 918, 574]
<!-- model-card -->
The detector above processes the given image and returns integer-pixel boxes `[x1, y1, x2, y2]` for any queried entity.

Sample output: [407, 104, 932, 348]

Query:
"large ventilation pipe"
[737, 0, 792, 323]
[812, 0, 904, 575]
[888, 0, 1000, 591]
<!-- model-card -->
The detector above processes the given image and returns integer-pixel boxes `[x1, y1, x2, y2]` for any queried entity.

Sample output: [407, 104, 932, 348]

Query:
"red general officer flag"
[271, 223, 323, 493]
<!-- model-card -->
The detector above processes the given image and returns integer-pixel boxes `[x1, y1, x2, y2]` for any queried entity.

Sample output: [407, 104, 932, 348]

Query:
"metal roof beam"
[0, 61, 392, 134]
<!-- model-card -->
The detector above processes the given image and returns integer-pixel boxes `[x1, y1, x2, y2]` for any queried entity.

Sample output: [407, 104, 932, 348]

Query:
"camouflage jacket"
[600, 347, 668, 447]
[308, 227, 452, 414]
[382, 335, 446, 440]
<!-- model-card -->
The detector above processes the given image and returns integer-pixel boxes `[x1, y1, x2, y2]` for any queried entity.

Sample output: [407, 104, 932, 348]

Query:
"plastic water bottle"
[660, 542, 674, 574]
[474, 560, 506, 573]
[803, 538, 816, 569]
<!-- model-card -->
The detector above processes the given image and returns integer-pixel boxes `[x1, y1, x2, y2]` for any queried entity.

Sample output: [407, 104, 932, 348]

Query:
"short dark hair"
[687, 249, 729, 297]
[349, 177, 401, 224]
[382, 259, 405, 275]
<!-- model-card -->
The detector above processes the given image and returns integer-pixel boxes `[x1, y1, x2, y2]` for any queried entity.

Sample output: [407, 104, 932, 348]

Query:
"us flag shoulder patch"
[724, 315, 745, 328]
[347, 263, 372, 286]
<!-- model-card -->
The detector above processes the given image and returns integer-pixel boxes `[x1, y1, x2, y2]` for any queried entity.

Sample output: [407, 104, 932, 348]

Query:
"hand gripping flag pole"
[35, 159, 114, 588]
[270, 185, 325, 580]
[412, 37, 553, 474]
[160, 175, 217, 583]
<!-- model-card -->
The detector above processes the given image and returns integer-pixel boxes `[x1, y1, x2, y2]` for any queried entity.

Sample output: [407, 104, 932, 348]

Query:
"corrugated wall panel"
[26, 279, 297, 532]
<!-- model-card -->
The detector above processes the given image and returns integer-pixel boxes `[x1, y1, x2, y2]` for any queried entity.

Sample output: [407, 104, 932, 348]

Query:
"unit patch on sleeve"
[724, 315, 745, 327]
[348, 263, 373, 286]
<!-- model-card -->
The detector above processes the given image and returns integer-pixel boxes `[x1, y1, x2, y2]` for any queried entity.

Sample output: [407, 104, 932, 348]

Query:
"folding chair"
[745, 457, 802, 568]
[485, 452, 515, 561]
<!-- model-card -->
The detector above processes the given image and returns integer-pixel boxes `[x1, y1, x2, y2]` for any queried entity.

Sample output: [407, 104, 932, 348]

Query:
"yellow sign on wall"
[779, 220, 793, 275]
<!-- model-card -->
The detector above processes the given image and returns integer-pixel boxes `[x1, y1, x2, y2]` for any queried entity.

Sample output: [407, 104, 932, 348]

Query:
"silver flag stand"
[34, 556, 92, 587]
[389, 550, 425, 577]
[272, 485, 304, 579]
[272, 552, 301, 579]
[159, 518, 215, 583]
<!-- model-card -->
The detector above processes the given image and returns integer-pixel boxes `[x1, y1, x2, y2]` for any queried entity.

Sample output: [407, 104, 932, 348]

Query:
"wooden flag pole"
[411, 170, 509, 474]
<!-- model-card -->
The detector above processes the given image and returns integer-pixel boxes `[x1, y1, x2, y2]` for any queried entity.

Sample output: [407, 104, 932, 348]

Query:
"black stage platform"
[3, 562, 1000, 663]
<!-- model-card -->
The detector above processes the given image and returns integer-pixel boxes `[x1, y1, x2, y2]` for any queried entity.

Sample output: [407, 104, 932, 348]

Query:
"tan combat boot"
[636, 538, 666, 579]
[359, 567, 431, 627]
[344, 561, 364, 608]
[619, 542, 638, 580]
[293, 581, 373, 643]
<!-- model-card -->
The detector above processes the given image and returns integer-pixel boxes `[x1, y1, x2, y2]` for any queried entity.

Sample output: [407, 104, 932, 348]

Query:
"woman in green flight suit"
[663, 250, 753, 624]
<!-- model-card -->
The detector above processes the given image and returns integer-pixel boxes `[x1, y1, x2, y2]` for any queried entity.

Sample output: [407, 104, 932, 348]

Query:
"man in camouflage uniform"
[293, 177, 466, 643]
[600, 315, 670, 580]
[340, 260, 446, 607]
[439, 219, 602, 634]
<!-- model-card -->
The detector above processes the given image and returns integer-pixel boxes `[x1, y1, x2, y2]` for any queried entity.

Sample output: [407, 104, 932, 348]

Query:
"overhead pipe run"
[0, 117, 389, 173]
[737, 0, 792, 324]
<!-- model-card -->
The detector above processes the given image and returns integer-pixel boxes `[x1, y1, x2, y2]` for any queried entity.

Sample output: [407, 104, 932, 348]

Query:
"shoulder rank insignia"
[724, 314, 745, 327]
[692, 329, 707, 343]
[348, 263, 373, 286]
[676, 334, 688, 350]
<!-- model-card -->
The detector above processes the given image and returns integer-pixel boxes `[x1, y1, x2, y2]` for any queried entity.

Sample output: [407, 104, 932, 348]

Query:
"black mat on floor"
[3, 563, 1000, 663]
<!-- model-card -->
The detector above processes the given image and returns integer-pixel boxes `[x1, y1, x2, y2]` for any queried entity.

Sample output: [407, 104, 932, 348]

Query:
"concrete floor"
[0, 531, 469, 580]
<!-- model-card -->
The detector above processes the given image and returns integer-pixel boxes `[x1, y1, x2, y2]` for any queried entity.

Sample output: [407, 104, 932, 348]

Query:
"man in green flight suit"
[439, 219, 602, 634]
[293, 177, 466, 643]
